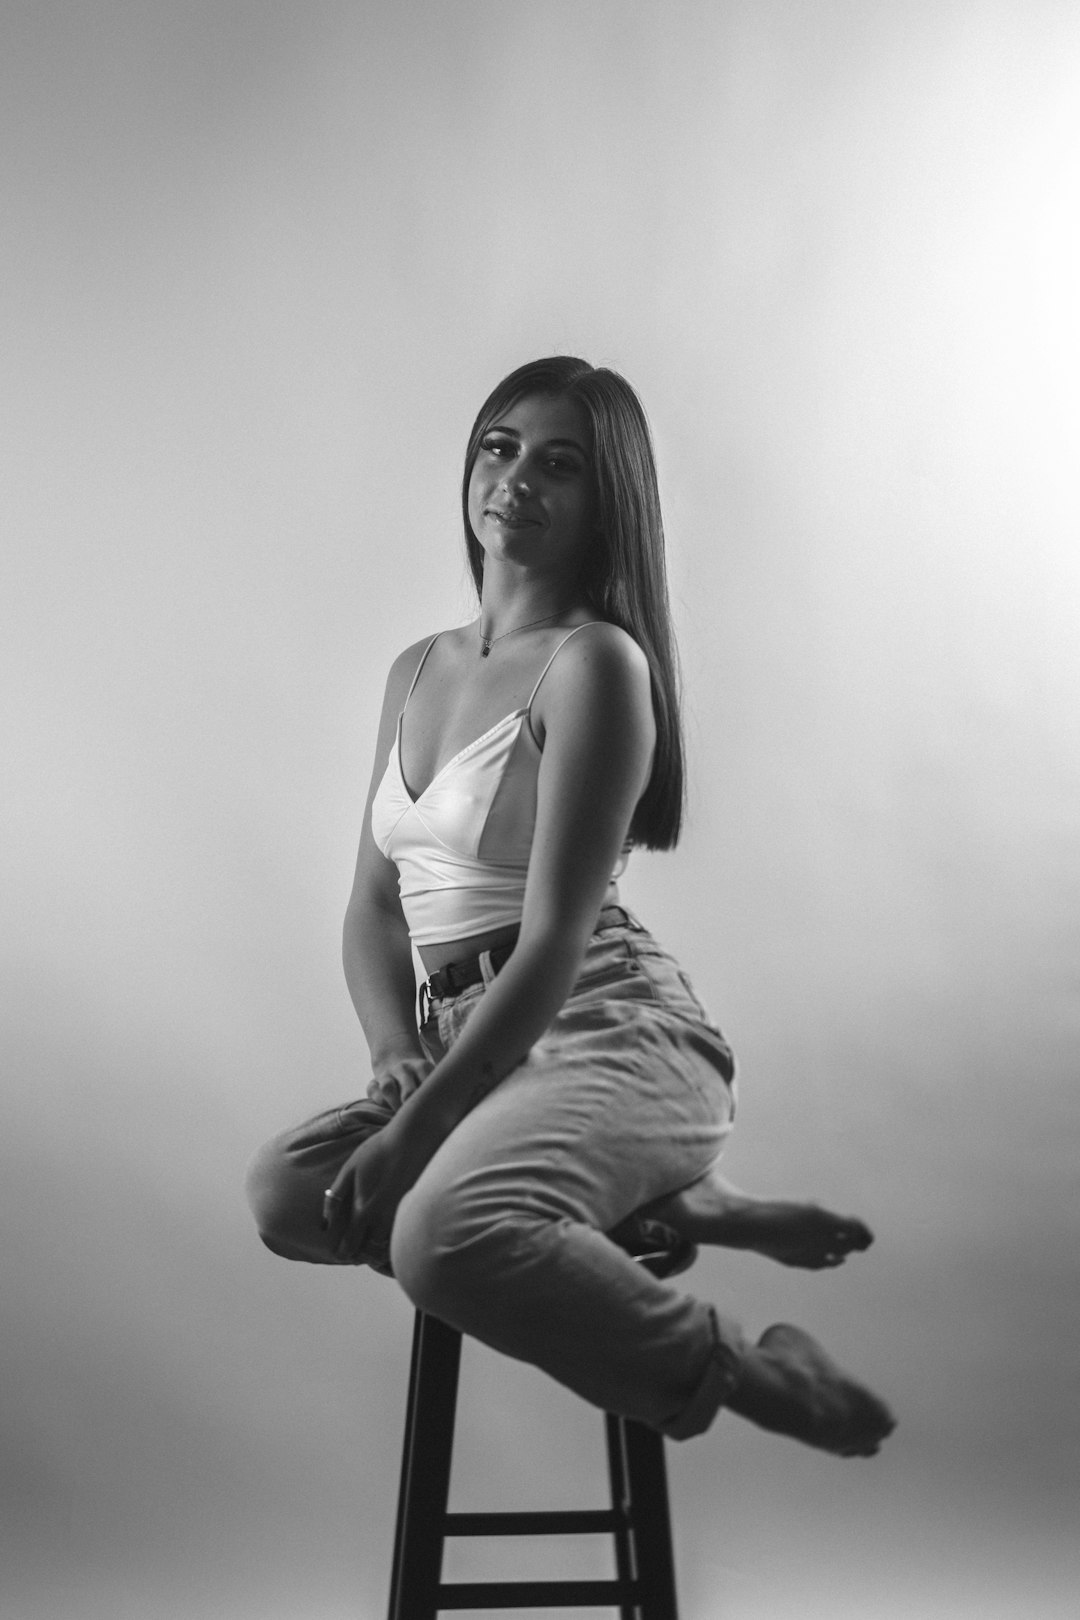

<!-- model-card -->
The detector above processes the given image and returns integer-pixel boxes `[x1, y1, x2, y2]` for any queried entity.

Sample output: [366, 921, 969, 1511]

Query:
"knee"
[388, 1183, 449, 1312]
[390, 1180, 498, 1319]
[244, 1132, 312, 1259]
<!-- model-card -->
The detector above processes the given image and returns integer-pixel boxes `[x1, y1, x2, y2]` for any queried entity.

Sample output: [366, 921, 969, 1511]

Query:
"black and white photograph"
[4, 4, 1078, 1617]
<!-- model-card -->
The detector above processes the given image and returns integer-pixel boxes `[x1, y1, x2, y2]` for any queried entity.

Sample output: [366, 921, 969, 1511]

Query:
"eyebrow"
[487, 425, 589, 455]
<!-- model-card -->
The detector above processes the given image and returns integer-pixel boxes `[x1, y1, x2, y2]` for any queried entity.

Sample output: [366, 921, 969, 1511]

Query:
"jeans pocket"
[571, 933, 634, 992]
[437, 982, 485, 1049]
[630, 944, 730, 1043]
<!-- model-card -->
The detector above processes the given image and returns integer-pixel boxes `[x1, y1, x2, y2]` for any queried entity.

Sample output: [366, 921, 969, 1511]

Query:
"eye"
[546, 455, 581, 475]
[481, 434, 515, 459]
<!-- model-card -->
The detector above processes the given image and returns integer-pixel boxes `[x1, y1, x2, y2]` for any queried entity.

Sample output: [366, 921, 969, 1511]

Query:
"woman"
[247, 357, 894, 1455]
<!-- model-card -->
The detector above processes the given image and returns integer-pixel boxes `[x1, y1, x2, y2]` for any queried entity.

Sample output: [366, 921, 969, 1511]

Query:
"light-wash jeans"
[246, 911, 746, 1438]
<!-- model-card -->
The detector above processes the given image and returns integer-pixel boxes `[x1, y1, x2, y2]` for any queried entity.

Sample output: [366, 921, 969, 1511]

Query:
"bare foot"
[727, 1324, 896, 1457]
[648, 1165, 873, 1269]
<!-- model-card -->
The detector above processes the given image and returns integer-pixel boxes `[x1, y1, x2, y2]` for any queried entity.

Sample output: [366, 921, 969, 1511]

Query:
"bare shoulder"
[550, 621, 650, 689]
[384, 630, 444, 705]
[533, 621, 652, 736]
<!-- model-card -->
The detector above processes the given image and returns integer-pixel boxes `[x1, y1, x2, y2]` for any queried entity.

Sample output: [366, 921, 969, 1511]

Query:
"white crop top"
[370, 624, 630, 946]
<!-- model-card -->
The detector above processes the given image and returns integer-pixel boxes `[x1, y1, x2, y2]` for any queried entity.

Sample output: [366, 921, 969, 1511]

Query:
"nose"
[500, 457, 533, 496]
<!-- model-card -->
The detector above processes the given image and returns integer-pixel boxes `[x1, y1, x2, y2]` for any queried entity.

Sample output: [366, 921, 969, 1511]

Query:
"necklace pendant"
[480, 642, 491, 658]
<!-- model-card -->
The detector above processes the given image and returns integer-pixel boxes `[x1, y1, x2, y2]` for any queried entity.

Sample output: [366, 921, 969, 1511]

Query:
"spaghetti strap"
[525, 622, 601, 712]
[402, 634, 441, 713]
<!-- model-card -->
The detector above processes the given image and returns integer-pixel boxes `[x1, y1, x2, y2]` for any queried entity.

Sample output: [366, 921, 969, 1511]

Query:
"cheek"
[466, 470, 487, 528]
[563, 490, 595, 544]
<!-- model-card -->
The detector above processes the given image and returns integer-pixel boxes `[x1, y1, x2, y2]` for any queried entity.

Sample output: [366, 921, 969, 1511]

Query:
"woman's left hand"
[321, 1112, 442, 1265]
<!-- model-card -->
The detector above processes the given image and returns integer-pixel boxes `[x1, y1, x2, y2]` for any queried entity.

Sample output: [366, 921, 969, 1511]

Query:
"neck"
[477, 563, 585, 640]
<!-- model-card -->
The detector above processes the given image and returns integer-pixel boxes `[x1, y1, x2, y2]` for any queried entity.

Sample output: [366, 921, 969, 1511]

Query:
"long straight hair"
[461, 356, 684, 848]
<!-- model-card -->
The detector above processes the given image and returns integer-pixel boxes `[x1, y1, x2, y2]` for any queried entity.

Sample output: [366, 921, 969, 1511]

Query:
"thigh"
[400, 994, 735, 1249]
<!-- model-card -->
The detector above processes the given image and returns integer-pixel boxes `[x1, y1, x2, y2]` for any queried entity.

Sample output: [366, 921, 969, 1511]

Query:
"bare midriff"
[417, 922, 522, 977]
[416, 879, 622, 978]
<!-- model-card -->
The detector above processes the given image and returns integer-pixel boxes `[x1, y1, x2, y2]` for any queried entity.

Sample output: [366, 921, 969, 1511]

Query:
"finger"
[336, 1205, 392, 1265]
[333, 1210, 365, 1256]
[335, 1219, 376, 1265]
[322, 1184, 350, 1243]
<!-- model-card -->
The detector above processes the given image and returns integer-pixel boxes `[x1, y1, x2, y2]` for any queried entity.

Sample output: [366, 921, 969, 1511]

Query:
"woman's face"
[467, 393, 595, 582]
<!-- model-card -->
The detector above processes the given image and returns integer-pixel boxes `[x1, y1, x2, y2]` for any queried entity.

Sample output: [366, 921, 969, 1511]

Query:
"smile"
[486, 509, 540, 529]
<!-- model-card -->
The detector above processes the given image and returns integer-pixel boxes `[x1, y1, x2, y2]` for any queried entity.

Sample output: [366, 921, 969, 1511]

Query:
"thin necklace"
[478, 609, 566, 658]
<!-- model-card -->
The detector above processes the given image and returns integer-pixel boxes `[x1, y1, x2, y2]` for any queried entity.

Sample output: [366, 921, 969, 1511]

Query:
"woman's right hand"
[366, 1047, 435, 1112]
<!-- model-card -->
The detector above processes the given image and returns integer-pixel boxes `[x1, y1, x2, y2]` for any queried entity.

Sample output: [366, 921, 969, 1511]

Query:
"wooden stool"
[387, 1239, 689, 1618]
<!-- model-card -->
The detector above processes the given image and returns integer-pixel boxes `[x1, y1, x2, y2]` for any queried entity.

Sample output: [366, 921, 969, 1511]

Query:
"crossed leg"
[247, 1034, 893, 1454]
[645, 1164, 875, 1270]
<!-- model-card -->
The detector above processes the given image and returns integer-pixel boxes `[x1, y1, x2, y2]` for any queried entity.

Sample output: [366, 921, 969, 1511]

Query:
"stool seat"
[387, 1238, 688, 1618]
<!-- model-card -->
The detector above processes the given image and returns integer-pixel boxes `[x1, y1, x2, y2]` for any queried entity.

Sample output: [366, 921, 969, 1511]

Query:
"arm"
[341, 641, 432, 1103]
[325, 624, 655, 1254]
[404, 623, 655, 1134]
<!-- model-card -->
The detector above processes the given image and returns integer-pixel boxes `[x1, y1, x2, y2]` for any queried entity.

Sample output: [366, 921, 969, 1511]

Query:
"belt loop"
[596, 902, 637, 933]
[418, 977, 432, 1027]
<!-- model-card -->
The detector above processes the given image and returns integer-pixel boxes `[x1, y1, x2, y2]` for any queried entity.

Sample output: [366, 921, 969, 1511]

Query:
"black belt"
[422, 904, 633, 1003]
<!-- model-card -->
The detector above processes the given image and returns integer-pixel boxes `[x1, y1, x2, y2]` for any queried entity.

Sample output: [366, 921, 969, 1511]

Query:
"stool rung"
[437, 1577, 636, 1608]
[388, 1312, 681, 1617]
[444, 1508, 618, 1536]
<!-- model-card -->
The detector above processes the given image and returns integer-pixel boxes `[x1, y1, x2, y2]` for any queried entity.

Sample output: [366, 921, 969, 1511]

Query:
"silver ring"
[323, 1189, 343, 1201]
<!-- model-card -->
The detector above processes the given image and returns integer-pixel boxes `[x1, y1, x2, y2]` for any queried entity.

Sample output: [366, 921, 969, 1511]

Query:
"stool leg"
[605, 1414, 640, 1620]
[622, 1417, 680, 1620]
[387, 1311, 463, 1620]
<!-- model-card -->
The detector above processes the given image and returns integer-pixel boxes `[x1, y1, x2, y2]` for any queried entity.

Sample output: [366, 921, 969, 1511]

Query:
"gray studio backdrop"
[4, 3, 1078, 1617]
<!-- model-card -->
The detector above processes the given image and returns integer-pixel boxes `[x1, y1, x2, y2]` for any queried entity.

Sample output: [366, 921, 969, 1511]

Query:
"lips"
[486, 507, 540, 528]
